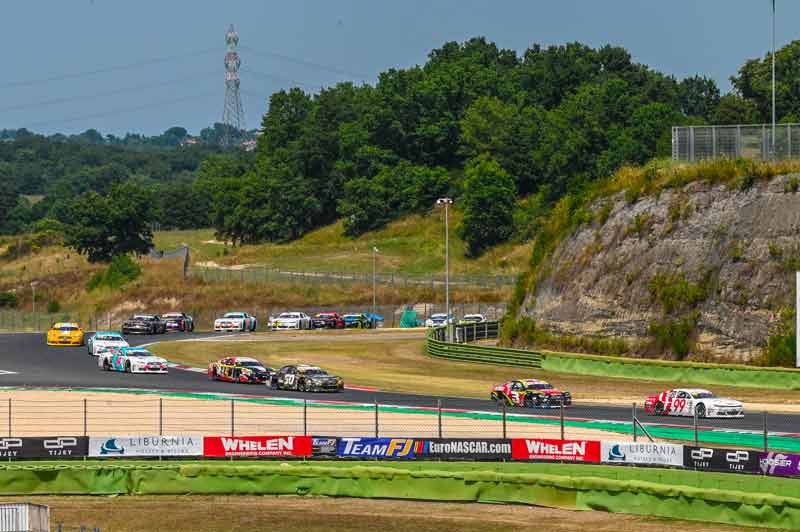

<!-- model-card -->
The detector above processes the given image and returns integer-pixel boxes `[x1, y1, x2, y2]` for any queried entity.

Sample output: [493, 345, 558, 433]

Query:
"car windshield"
[691, 391, 716, 399]
[57, 326, 78, 332]
[526, 383, 552, 390]
[316, 313, 334, 318]
[301, 368, 326, 376]
[133, 315, 154, 321]
[126, 350, 153, 357]
[163, 314, 182, 319]
[279, 313, 299, 318]
[96, 335, 121, 341]
[431, 314, 447, 319]
[224, 313, 244, 318]
[239, 361, 265, 368]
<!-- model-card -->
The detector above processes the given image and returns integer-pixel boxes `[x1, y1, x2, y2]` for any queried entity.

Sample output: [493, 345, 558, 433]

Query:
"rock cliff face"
[519, 174, 800, 361]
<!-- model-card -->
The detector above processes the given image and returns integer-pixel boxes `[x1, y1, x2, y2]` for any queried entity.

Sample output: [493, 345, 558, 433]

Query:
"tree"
[458, 156, 516, 256]
[731, 40, 800, 122]
[710, 94, 760, 125]
[678, 75, 720, 120]
[63, 181, 155, 262]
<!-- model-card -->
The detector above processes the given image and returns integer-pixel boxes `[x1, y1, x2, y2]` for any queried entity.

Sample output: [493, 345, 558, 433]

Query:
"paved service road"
[0, 332, 796, 435]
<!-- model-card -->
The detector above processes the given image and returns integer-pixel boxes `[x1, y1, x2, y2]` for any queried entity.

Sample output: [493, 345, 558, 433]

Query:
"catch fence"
[672, 123, 800, 161]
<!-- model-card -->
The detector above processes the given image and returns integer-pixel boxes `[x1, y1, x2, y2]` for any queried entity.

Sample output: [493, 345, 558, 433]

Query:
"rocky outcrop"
[519, 174, 800, 361]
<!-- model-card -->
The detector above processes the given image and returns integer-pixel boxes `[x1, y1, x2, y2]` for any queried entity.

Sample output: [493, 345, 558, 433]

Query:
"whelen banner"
[89, 436, 202, 457]
[601, 442, 684, 467]
[203, 436, 312, 457]
[684, 446, 759, 474]
[512, 439, 600, 462]
[416, 439, 512, 460]
[759, 451, 800, 477]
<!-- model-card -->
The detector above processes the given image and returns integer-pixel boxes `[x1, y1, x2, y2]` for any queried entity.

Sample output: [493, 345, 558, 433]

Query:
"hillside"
[507, 159, 800, 363]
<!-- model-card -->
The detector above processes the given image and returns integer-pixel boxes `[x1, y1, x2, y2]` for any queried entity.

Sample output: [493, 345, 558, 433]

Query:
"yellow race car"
[46, 322, 85, 346]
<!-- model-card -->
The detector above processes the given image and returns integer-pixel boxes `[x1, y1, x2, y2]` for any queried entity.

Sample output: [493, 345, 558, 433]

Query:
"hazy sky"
[0, 1, 793, 136]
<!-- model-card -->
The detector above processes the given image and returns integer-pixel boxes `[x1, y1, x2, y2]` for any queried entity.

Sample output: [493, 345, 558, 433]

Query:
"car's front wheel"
[299, 380, 307, 392]
[102, 358, 110, 371]
[523, 395, 534, 408]
[695, 403, 706, 419]
[654, 402, 665, 415]
[125, 361, 131, 373]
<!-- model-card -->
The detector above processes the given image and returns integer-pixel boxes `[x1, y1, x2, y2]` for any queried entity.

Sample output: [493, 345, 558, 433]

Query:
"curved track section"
[0, 332, 798, 434]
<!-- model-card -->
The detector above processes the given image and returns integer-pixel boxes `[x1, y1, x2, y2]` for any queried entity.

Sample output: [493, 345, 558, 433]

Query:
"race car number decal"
[283, 375, 295, 385]
[673, 399, 687, 412]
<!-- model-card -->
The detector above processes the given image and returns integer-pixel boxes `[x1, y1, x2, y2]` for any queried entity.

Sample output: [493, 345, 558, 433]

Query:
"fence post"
[159, 398, 163, 436]
[560, 401, 565, 440]
[83, 399, 87, 437]
[693, 407, 698, 447]
[374, 400, 379, 438]
[501, 401, 507, 439]
[763, 411, 768, 452]
[230, 400, 235, 436]
[437, 399, 442, 438]
[303, 399, 308, 436]
[7, 398, 9, 436]
[632, 403, 637, 442]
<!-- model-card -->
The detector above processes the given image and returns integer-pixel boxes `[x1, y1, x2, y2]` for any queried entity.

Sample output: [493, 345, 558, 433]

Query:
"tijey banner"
[684, 446, 759, 474]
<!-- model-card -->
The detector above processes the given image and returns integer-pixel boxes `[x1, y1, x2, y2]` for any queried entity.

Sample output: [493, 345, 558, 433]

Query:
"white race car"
[644, 388, 744, 418]
[214, 311, 257, 332]
[425, 313, 454, 327]
[269, 312, 312, 330]
[87, 331, 129, 356]
[98, 347, 168, 374]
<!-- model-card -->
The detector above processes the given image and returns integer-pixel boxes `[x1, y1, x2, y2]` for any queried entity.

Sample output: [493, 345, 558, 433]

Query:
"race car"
[162, 312, 194, 332]
[271, 364, 344, 392]
[269, 312, 312, 330]
[208, 356, 274, 384]
[458, 313, 486, 325]
[87, 331, 129, 356]
[342, 313, 374, 329]
[311, 312, 345, 329]
[98, 347, 168, 374]
[121, 314, 167, 335]
[644, 388, 744, 418]
[425, 313, 454, 327]
[46, 322, 85, 346]
[214, 311, 257, 332]
[490, 379, 572, 408]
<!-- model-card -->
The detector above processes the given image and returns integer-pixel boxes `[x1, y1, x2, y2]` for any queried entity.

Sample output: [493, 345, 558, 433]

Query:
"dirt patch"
[0, 390, 628, 442]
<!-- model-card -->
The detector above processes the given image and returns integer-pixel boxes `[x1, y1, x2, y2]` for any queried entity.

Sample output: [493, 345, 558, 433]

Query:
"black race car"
[162, 312, 194, 332]
[270, 364, 344, 392]
[121, 314, 167, 335]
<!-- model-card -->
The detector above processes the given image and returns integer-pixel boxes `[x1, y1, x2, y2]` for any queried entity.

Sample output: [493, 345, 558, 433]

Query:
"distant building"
[180, 137, 201, 147]
[241, 139, 257, 152]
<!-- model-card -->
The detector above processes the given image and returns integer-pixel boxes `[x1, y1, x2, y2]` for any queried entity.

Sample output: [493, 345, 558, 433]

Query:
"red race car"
[208, 357, 274, 384]
[311, 312, 345, 329]
[490, 379, 572, 408]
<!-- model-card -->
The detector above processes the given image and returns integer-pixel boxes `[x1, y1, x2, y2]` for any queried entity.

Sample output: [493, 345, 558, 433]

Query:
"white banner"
[89, 435, 202, 457]
[601, 441, 684, 467]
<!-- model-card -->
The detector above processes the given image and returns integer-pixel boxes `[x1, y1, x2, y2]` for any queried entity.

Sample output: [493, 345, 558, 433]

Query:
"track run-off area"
[0, 330, 799, 441]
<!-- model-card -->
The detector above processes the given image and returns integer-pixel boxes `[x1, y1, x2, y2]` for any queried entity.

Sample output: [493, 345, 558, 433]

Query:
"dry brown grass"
[2, 495, 756, 532]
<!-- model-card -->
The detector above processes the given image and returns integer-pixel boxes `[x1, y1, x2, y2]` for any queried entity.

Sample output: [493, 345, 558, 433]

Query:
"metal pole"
[764, 411, 769, 451]
[632, 402, 637, 442]
[560, 401, 565, 440]
[437, 399, 442, 438]
[159, 398, 163, 436]
[372, 248, 377, 315]
[445, 201, 449, 340]
[772, 0, 777, 158]
[502, 400, 507, 439]
[693, 406, 698, 447]
[83, 398, 87, 437]
[374, 400, 379, 438]
[303, 399, 308, 436]
[230, 400, 235, 436]
[7, 398, 9, 436]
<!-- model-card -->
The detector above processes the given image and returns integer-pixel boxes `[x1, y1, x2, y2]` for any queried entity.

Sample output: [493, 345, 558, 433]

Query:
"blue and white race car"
[98, 347, 168, 374]
[87, 331, 129, 356]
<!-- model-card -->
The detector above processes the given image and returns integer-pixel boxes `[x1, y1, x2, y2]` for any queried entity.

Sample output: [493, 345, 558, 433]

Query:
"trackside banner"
[203, 436, 312, 457]
[684, 446, 759, 474]
[759, 451, 800, 477]
[0, 437, 88, 459]
[601, 442, 684, 467]
[337, 438, 419, 459]
[416, 439, 511, 460]
[511, 439, 600, 462]
[311, 437, 338, 457]
[89, 436, 202, 457]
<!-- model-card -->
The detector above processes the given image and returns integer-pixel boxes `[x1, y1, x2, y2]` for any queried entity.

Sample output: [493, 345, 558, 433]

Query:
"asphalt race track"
[0, 331, 798, 435]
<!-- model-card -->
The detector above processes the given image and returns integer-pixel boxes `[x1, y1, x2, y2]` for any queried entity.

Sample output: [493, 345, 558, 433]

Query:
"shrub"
[760, 308, 796, 367]
[625, 213, 652, 238]
[648, 272, 709, 314]
[46, 300, 61, 314]
[0, 292, 17, 308]
[785, 176, 800, 193]
[768, 241, 783, 260]
[86, 254, 142, 291]
[648, 313, 697, 360]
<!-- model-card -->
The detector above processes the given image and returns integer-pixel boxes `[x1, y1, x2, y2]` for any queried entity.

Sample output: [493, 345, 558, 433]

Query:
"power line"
[0, 71, 216, 114]
[241, 67, 317, 90]
[240, 45, 368, 81]
[0, 48, 218, 90]
[21, 91, 218, 129]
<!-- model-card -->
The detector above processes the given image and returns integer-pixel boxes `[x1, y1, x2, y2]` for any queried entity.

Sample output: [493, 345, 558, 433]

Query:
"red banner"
[511, 438, 600, 462]
[203, 436, 312, 457]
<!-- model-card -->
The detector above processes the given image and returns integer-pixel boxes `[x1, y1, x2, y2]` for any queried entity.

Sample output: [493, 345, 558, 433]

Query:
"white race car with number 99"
[644, 388, 744, 418]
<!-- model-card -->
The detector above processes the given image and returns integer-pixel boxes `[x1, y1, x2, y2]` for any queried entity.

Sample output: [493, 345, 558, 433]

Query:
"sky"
[0, 1, 794, 136]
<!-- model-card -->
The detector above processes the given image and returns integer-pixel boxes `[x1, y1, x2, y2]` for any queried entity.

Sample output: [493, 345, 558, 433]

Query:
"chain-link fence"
[0, 303, 508, 332]
[672, 123, 800, 161]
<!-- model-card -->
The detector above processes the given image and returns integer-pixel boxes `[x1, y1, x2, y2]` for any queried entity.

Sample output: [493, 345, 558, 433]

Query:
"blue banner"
[336, 437, 419, 458]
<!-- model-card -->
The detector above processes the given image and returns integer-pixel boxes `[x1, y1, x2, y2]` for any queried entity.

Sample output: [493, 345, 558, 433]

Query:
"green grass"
[153, 211, 531, 276]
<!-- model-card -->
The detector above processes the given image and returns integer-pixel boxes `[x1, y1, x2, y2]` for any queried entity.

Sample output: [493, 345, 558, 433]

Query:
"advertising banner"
[311, 437, 338, 457]
[203, 436, 312, 457]
[759, 452, 800, 477]
[416, 439, 512, 460]
[21, 437, 88, 458]
[601, 442, 684, 467]
[684, 446, 759, 474]
[337, 438, 419, 459]
[89, 436, 202, 457]
[511, 439, 600, 462]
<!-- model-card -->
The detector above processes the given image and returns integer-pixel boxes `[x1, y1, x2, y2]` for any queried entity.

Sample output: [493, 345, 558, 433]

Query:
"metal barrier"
[672, 123, 800, 161]
[427, 322, 543, 368]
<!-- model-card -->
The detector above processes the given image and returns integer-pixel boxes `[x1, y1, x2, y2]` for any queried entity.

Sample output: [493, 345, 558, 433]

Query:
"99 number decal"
[672, 398, 687, 411]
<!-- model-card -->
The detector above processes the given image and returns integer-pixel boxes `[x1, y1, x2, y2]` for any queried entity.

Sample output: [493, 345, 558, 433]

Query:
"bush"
[0, 292, 17, 308]
[86, 254, 142, 291]
[46, 300, 61, 314]
[648, 314, 697, 360]
[648, 272, 709, 314]
[761, 308, 796, 367]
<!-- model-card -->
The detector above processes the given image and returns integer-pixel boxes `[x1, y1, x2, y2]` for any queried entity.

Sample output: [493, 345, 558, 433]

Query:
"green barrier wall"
[1, 461, 800, 530]
[426, 331, 800, 390]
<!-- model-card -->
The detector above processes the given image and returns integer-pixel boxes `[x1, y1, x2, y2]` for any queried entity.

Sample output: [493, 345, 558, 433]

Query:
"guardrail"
[427, 322, 543, 368]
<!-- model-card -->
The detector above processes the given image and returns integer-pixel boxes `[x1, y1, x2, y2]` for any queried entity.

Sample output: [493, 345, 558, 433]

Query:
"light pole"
[30, 281, 37, 331]
[436, 197, 453, 340]
[372, 246, 379, 315]
[771, 0, 776, 158]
